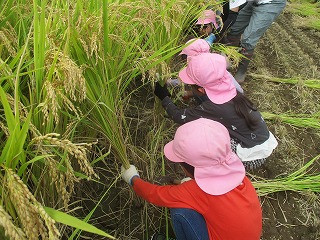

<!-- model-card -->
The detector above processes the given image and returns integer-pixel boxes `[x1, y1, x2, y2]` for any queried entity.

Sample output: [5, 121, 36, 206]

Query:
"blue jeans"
[229, 0, 286, 50]
[170, 208, 209, 240]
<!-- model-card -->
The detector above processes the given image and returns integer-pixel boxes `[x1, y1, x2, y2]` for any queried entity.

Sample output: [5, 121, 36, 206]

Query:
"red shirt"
[133, 176, 262, 240]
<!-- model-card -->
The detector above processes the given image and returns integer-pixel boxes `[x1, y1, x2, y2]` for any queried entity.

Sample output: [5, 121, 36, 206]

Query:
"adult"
[226, 0, 286, 82]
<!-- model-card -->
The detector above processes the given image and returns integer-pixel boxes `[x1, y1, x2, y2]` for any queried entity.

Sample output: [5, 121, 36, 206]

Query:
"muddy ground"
[72, 10, 320, 240]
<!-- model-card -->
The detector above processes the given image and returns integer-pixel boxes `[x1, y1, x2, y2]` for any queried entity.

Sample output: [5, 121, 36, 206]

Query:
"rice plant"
[211, 43, 243, 67]
[250, 73, 320, 89]
[262, 112, 320, 129]
[1, 0, 221, 238]
[0, 85, 113, 239]
[252, 155, 320, 196]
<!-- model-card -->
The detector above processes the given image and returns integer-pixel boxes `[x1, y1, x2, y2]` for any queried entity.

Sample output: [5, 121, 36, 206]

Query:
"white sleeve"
[229, 0, 247, 9]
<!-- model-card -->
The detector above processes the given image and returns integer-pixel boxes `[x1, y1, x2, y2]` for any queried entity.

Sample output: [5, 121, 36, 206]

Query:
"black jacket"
[162, 96, 270, 148]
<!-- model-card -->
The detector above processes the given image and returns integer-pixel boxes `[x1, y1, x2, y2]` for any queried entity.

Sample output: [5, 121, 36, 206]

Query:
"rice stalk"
[262, 112, 320, 129]
[211, 43, 243, 67]
[0, 28, 17, 56]
[5, 92, 41, 137]
[33, 0, 46, 102]
[46, 156, 78, 210]
[0, 121, 9, 136]
[249, 73, 320, 89]
[45, 50, 86, 102]
[252, 155, 320, 196]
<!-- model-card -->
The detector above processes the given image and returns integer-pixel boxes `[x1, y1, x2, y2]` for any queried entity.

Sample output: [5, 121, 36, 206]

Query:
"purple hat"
[178, 53, 237, 104]
[164, 118, 245, 195]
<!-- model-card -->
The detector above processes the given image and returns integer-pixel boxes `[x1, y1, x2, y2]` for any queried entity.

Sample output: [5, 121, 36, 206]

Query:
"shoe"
[224, 34, 241, 47]
[235, 48, 254, 83]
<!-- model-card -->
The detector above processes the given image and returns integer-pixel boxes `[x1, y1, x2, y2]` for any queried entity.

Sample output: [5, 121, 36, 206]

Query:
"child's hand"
[154, 82, 171, 101]
[121, 165, 140, 186]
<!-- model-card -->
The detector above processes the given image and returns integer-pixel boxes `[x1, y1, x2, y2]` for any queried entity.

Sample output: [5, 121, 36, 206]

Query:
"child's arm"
[121, 165, 207, 212]
[132, 177, 207, 213]
[154, 82, 200, 124]
[161, 96, 201, 124]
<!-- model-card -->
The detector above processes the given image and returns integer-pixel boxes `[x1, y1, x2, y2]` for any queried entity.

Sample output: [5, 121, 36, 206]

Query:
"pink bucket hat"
[164, 118, 245, 195]
[196, 10, 219, 29]
[179, 39, 210, 57]
[178, 53, 236, 104]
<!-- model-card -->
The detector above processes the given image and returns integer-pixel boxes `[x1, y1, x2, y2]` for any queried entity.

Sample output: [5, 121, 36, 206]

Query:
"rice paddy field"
[0, 0, 319, 239]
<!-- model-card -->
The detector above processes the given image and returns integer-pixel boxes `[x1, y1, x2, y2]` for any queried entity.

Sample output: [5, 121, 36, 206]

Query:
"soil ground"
[73, 8, 320, 240]
[242, 10, 320, 240]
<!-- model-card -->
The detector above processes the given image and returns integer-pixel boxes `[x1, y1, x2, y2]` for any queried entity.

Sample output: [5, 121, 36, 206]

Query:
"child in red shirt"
[121, 118, 262, 240]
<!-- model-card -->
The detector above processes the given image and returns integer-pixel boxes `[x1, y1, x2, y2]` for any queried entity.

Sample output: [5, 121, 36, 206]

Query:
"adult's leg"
[241, 0, 287, 51]
[227, 2, 254, 43]
[170, 208, 209, 240]
[235, 0, 286, 82]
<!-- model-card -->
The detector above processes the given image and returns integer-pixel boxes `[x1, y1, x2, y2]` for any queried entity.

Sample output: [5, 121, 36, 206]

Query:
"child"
[194, 10, 219, 46]
[178, 38, 243, 94]
[154, 53, 277, 170]
[121, 118, 262, 240]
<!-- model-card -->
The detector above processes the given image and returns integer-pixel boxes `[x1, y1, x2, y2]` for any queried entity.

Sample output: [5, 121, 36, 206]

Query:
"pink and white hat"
[164, 118, 245, 195]
[179, 39, 210, 57]
[178, 53, 237, 104]
[196, 10, 219, 29]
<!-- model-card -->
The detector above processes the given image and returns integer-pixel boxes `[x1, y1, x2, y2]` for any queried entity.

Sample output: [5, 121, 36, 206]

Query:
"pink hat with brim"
[196, 10, 219, 29]
[178, 53, 237, 104]
[164, 118, 245, 195]
[179, 39, 210, 57]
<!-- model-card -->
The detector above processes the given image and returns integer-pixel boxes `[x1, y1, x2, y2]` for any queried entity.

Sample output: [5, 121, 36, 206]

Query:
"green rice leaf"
[18, 155, 53, 176]
[0, 86, 16, 132]
[44, 207, 116, 239]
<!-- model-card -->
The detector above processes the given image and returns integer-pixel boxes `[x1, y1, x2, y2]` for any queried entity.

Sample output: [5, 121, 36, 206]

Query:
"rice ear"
[5, 167, 60, 240]
[0, 205, 27, 240]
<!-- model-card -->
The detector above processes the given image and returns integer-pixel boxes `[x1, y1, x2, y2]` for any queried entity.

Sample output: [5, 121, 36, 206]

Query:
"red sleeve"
[132, 178, 208, 212]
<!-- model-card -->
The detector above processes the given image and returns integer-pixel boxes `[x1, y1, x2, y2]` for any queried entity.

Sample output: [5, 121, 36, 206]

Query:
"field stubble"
[244, 11, 320, 240]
